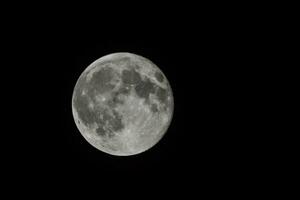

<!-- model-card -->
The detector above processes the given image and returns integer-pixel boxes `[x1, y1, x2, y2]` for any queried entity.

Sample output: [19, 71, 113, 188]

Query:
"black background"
[1, 3, 271, 197]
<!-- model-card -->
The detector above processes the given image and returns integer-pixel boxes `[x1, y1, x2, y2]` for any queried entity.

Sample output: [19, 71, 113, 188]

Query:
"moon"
[72, 53, 174, 156]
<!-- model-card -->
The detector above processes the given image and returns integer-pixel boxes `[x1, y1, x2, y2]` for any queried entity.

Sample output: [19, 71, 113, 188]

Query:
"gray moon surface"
[72, 53, 174, 156]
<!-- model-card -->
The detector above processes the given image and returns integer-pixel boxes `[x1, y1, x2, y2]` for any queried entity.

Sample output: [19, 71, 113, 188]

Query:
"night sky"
[2, 3, 264, 197]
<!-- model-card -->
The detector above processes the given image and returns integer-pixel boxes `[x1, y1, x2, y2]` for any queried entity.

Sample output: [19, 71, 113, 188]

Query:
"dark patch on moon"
[135, 77, 156, 100]
[73, 66, 123, 129]
[89, 66, 116, 94]
[150, 103, 158, 113]
[121, 69, 142, 85]
[74, 74, 125, 139]
[156, 87, 168, 104]
[154, 71, 164, 82]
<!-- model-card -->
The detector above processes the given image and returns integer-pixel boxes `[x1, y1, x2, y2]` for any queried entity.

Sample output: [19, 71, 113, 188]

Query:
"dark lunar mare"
[121, 68, 142, 85]
[88, 66, 116, 94]
[73, 67, 125, 139]
[156, 87, 168, 104]
[135, 78, 156, 100]
[119, 64, 171, 111]
[154, 71, 164, 82]
[150, 104, 159, 113]
[134, 75, 170, 111]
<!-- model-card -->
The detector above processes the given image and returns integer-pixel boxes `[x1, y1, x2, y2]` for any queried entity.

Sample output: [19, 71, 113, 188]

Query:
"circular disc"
[72, 52, 174, 156]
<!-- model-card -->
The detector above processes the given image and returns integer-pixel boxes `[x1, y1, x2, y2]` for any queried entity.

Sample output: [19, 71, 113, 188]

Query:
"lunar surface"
[72, 53, 174, 156]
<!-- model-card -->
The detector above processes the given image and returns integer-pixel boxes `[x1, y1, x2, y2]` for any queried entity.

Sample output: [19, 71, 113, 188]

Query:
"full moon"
[72, 53, 174, 156]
